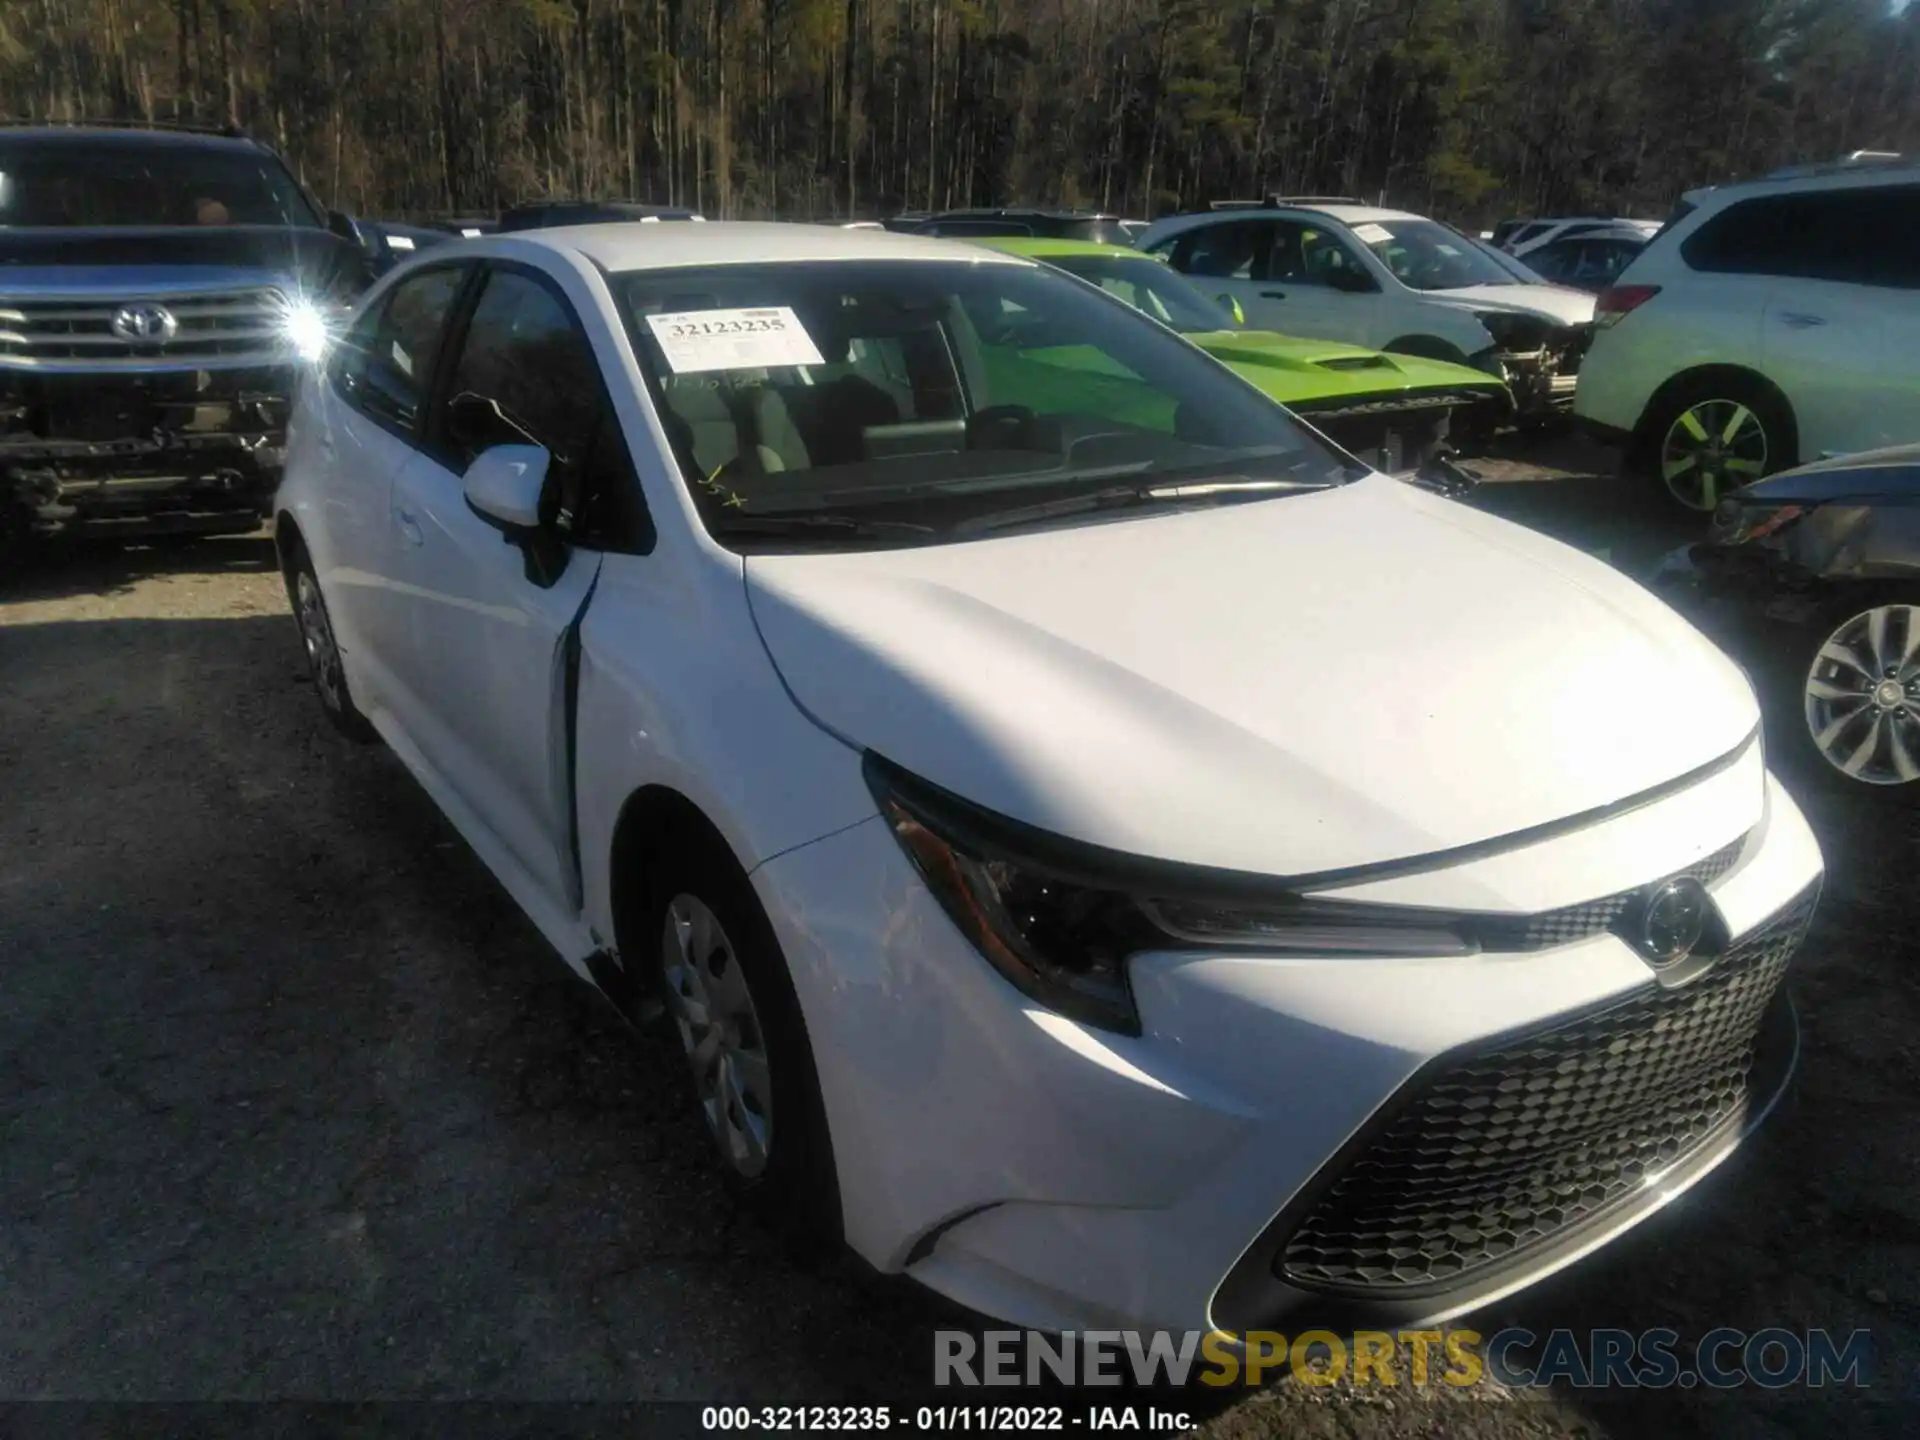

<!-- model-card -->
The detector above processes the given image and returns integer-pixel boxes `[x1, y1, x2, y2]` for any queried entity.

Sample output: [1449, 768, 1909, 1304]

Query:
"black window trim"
[331, 258, 480, 446]
[422, 256, 656, 556]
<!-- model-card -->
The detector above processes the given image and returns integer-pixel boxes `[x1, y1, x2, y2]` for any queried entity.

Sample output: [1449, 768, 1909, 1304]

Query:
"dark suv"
[0, 123, 370, 546]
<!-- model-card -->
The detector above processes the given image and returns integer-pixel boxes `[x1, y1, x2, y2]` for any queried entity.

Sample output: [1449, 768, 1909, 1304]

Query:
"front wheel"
[1795, 597, 1920, 794]
[646, 835, 841, 1246]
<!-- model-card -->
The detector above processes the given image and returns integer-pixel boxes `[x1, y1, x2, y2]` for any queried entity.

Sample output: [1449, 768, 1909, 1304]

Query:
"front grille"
[0, 288, 291, 368]
[1278, 880, 1818, 1295]
[1471, 832, 1746, 951]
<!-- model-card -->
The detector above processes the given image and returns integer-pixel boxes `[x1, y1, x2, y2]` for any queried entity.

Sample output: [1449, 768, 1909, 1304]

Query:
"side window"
[1683, 187, 1918, 289]
[332, 265, 466, 436]
[1173, 221, 1269, 280]
[435, 268, 651, 552]
[1524, 243, 1572, 282]
[1295, 226, 1372, 288]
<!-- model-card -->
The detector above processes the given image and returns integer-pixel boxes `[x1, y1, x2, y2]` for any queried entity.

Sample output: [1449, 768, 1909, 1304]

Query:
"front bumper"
[1478, 325, 1591, 417]
[1645, 542, 1829, 657]
[1293, 388, 1513, 469]
[1, 366, 292, 538]
[752, 763, 1822, 1335]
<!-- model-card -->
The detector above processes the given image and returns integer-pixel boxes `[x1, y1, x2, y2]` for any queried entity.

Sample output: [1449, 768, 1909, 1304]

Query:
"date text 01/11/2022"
[698, 1404, 1192, 1431]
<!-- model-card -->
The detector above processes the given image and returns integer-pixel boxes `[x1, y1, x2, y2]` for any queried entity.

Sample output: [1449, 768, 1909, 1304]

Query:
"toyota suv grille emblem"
[109, 302, 179, 343]
[1632, 876, 1711, 967]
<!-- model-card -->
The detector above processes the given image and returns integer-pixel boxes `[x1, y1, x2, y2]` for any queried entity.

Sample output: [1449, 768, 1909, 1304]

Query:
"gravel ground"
[1, 439, 1914, 1437]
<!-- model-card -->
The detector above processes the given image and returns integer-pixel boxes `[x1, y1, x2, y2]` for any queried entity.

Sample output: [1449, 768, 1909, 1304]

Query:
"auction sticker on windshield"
[1351, 222, 1392, 245]
[645, 306, 825, 373]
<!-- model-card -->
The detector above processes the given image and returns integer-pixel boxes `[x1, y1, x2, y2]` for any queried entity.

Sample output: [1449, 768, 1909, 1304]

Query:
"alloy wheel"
[1804, 604, 1920, 786]
[1659, 399, 1768, 511]
[295, 570, 346, 714]
[660, 892, 775, 1178]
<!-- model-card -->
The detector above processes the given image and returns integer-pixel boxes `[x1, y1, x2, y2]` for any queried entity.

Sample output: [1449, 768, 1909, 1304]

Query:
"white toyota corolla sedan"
[274, 222, 1823, 1338]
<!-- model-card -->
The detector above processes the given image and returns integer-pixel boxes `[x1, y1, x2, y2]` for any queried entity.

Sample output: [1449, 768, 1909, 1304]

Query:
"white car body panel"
[1576, 166, 1920, 463]
[1137, 207, 1596, 359]
[746, 474, 1755, 879]
[275, 220, 1824, 1338]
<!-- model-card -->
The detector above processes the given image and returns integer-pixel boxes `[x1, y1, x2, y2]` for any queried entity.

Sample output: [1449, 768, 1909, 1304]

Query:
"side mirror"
[1217, 294, 1246, 326]
[1326, 267, 1377, 295]
[327, 208, 360, 243]
[463, 444, 550, 531]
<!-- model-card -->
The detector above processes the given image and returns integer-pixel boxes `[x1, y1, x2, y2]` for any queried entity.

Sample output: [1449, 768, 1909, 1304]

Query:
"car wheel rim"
[1660, 399, 1768, 511]
[1804, 604, 1920, 786]
[660, 893, 774, 1179]
[295, 571, 345, 713]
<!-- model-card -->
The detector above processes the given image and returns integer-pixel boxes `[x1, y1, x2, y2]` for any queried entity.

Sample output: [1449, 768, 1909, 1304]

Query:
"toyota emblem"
[1633, 876, 1711, 967]
[109, 302, 178, 343]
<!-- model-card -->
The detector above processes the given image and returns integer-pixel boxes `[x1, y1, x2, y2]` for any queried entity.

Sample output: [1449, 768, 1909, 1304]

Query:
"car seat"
[660, 375, 811, 477]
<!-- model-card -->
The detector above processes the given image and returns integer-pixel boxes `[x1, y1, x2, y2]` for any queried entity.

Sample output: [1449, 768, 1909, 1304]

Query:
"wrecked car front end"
[1464, 307, 1592, 418]
[0, 279, 349, 542]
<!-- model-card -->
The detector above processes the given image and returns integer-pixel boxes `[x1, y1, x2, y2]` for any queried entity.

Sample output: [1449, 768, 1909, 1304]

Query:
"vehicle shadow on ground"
[3, 613, 1914, 1434]
[0, 531, 279, 604]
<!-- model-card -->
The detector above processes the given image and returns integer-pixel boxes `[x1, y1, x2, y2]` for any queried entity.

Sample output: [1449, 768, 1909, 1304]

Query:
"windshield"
[1043, 254, 1236, 333]
[614, 259, 1350, 548]
[0, 139, 322, 228]
[1356, 219, 1519, 290]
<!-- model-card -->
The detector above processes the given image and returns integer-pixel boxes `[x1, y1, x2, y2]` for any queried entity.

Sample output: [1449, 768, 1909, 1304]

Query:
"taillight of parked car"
[1594, 284, 1662, 328]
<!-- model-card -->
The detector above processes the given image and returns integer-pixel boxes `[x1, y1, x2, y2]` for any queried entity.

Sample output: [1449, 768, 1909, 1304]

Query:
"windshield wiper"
[709, 513, 935, 542]
[952, 478, 1329, 538]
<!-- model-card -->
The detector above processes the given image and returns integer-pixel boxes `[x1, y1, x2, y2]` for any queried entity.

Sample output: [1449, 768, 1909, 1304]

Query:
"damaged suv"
[0, 123, 368, 547]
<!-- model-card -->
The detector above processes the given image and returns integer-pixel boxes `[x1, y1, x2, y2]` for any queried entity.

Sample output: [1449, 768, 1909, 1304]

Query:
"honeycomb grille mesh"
[1471, 833, 1748, 952]
[1278, 881, 1818, 1295]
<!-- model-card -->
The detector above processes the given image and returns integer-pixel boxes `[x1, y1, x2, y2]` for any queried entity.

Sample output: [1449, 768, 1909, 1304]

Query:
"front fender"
[573, 549, 876, 955]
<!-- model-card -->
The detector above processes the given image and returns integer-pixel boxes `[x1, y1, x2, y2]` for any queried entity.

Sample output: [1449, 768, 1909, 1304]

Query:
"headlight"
[865, 755, 1476, 1035]
[277, 297, 340, 362]
[1710, 502, 1804, 546]
[1471, 309, 1548, 352]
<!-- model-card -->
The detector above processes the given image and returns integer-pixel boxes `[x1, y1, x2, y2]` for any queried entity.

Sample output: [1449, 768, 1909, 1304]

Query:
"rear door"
[309, 262, 472, 713]
[386, 262, 644, 908]
[1738, 186, 1915, 457]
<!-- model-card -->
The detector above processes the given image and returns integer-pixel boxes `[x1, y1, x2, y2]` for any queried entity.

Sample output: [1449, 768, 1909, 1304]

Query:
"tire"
[642, 828, 842, 1248]
[1786, 592, 1920, 798]
[285, 541, 377, 743]
[1638, 373, 1795, 513]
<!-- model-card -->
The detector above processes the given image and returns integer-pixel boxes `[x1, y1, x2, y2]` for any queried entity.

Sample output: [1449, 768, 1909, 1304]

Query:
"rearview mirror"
[463, 445, 550, 531]
[1217, 294, 1246, 326]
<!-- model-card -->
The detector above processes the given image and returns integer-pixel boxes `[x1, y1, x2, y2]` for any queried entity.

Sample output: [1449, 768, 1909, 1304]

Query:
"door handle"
[1260, 289, 1288, 300]
[1778, 312, 1827, 329]
[394, 505, 424, 546]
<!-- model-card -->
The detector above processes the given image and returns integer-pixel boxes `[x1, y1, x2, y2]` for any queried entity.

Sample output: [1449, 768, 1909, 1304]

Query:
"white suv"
[1136, 203, 1596, 416]
[1575, 161, 1920, 510]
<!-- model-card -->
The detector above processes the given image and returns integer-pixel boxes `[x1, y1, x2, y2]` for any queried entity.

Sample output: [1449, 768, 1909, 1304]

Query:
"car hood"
[0, 225, 367, 298]
[1184, 329, 1506, 404]
[1735, 443, 1920, 507]
[1425, 283, 1596, 327]
[744, 475, 1757, 879]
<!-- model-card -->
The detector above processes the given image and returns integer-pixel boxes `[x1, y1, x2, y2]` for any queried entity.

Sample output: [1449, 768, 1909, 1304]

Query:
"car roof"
[1140, 203, 1420, 245]
[482, 219, 1035, 272]
[0, 124, 266, 153]
[924, 207, 1120, 221]
[1682, 158, 1920, 208]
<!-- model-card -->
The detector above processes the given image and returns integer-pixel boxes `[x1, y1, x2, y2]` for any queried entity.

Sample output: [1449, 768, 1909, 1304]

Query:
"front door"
[386, 264, 635, 906]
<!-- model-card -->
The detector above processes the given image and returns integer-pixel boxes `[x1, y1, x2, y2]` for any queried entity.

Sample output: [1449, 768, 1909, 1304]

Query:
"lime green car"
[972, 236, 1512, 469]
